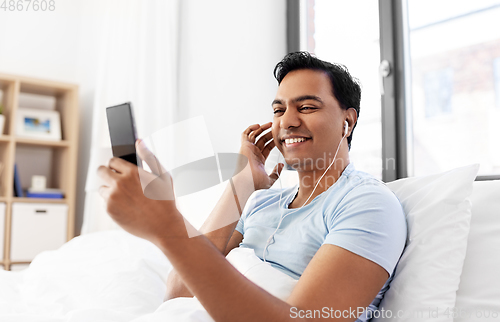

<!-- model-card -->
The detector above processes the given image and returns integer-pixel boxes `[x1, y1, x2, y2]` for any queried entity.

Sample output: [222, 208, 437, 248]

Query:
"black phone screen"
[106, 102, 139, 165]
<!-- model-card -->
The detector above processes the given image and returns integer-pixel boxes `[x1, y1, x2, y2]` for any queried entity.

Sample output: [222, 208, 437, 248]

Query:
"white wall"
[178, 0, 286, 154]
[0, 0, 101, 235]
[175, 0, 286, 228]
[0, 0, 286, 234]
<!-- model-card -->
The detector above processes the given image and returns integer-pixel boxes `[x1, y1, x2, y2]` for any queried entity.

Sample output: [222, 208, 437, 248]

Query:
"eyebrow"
[272, 95, 324, 106]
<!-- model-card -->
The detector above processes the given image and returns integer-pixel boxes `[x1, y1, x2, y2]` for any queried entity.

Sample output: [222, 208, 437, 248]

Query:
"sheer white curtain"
[82, 0, 180, 233]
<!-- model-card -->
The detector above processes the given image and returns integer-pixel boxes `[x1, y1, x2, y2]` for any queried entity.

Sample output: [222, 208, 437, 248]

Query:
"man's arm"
[157, 217, 389, 322]
[165, 175, 250, 300]
[98, 153, 390, 321]
[165, 122, 281, 300]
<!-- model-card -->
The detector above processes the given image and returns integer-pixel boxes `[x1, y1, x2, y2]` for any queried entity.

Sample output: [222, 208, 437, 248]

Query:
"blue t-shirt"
[235, 163, 407, 321]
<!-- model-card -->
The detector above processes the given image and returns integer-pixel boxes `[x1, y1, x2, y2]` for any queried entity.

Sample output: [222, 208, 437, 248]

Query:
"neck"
[289, 153, 350, 209]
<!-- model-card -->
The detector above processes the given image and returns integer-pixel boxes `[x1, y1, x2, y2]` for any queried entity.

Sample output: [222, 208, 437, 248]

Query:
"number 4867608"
[1, 0, 55, 11]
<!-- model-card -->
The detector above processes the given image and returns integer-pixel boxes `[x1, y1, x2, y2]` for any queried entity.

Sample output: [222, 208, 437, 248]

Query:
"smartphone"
[106, 102, 140, 166]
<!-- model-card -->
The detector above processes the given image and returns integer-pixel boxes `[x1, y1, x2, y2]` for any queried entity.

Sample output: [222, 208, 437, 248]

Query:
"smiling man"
[98, 52, 407, 321]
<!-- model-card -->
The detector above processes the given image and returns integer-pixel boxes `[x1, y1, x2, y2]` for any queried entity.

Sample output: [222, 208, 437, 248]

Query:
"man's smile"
[282, 137, 312, 148]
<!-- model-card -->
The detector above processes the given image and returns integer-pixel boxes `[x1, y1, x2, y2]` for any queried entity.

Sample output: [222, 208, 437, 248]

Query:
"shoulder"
[248, 185, 296, 206]
[240, 185, 296, 219]
[333, 176, 407, 238]
[335, 166, 404, 216]
[326, 169, 406, 228]
[322, 166, 407, 275]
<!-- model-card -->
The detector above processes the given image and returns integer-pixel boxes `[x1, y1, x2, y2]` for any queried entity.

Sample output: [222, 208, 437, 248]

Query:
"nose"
[280, 108, 301, 129]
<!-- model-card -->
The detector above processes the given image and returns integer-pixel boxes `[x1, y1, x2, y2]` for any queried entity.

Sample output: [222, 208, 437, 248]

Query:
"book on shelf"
[13, 164, 23, 197]
[26, 188, 64, 199]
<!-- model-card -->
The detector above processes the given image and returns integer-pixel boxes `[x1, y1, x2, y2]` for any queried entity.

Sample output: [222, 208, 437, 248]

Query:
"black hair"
[273, 51, 361, 150]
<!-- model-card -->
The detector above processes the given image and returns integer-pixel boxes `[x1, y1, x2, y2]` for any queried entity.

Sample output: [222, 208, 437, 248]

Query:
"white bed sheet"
[0, 231, 171, 321]
[0, 231, 297, 322]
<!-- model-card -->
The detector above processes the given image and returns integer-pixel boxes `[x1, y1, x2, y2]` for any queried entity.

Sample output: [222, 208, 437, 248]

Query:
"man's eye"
[273, 110, 284, 114]
[300, 106, 316, 111]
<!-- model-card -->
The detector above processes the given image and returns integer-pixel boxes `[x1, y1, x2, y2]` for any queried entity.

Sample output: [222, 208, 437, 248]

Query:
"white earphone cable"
[262, 125, 349, 262]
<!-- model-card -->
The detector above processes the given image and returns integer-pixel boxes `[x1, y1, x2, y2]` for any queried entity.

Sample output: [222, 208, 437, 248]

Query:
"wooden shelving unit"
[0, 73, 79, 271]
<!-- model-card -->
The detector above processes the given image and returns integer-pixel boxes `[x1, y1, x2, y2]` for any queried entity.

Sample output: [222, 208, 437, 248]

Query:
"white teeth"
[285, 137, 307, 144]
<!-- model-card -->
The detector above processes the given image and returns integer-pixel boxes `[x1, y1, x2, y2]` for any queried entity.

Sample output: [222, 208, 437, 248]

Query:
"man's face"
[272, 69, 345, 171]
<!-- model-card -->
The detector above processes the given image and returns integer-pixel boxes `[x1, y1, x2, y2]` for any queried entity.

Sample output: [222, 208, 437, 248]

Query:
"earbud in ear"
[344, 121, 349, 137]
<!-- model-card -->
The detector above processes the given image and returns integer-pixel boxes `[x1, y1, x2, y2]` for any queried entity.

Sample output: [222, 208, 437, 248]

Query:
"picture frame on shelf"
[15, 107, 62, 141]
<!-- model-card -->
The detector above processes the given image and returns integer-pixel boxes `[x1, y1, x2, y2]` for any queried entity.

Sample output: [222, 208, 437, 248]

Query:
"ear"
[344, 108, 358, 137]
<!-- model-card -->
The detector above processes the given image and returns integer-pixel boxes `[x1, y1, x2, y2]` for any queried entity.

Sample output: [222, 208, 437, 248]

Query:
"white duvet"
[0, 231, 297, 322]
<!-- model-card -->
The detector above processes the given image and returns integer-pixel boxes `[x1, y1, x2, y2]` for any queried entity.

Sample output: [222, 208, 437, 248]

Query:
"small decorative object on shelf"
[26, 188, 64, 199]
[31, 175, 47, 191]
[15, 107, 62, 141]
[27, 175, 63, 198]
[13, 164, 23, 197]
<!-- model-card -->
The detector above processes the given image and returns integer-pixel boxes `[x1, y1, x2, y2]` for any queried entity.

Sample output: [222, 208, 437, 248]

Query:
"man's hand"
[239, 122, 284, 190]
[97, 140, 182, 245]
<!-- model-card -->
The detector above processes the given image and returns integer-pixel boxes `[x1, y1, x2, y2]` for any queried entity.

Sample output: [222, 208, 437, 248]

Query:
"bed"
[0, 165, 498, 322]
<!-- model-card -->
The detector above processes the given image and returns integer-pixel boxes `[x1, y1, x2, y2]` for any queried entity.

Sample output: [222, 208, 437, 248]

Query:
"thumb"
[269, 163, 284, 182]
[136, 139, 165, 176]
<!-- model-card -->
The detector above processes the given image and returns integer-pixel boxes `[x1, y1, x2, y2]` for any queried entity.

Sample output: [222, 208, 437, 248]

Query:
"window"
[495, 57, 500, 109]
[407, 0, 500, 177]
[423, 68, 453, 118]
[295, 0, 500, 179]
[300, 0, 383, 179]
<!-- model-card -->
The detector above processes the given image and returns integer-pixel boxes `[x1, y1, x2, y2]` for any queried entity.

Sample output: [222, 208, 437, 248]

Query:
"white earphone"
[263, 120, 350, 262]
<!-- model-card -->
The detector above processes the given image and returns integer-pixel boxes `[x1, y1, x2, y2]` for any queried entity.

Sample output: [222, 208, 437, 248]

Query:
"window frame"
[287, 0, 500, 181]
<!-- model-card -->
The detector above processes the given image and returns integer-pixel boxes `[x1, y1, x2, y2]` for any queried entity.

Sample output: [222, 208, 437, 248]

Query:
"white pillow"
[373, 164, 479, 322]
[454, 180, 500, 322]
[226, 247, 298, 301]
[132, 247, 300, 322]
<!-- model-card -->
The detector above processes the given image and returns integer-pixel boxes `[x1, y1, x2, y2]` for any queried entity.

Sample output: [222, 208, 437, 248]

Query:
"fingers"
[248, 122, 272, 143]
[242, 124, 261, 137]
[268, 163, 284, 183]
[261, 139, 276, 160]
[108, 157, 134, 174]
[98, 185, 111, 201]
[242, 122, 272, 144]
[255, 130, 274, 150]
[97, 165, 120, 185]
[136, 139, 165, 176]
